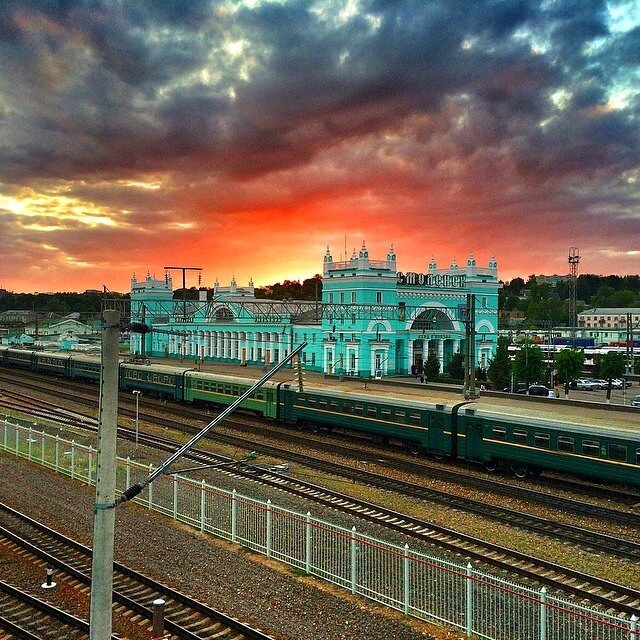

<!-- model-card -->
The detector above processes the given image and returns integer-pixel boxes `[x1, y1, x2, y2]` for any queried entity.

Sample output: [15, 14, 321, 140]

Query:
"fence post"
[41, 433, 45, 465]
[28, 427, 33, 460]
[305, 512, 312, 574]
[3, 421, 7, 449]
[351, 526, 357, 595]
[466, 563, 473, 637]
[540, 587, 547, 640]
[15, 427, 19, 456]
[266, 500, 272, 558]
[200, 480, 206, 532]
[404, 544, 410, 615]
[231, 490, 237, 543]
[55, 435, 60, 471]
[126, 457, 131, 489]
[631, 614, 638, 640]
[148, 463, 153, 509]
[172, 475, 178, 520]
[70, 440, 76, 479]
[88, 446, 93, 485]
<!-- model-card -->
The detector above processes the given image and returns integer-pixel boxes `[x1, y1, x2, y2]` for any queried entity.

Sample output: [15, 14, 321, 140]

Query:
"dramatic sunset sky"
[1, 0, 639, 293]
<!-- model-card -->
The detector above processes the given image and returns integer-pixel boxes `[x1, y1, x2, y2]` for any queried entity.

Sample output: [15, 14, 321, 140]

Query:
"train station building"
[129, 242, 499, 378]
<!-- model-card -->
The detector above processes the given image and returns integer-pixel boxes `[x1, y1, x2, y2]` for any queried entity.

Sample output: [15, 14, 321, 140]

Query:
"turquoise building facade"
[129, 242, 499, 378]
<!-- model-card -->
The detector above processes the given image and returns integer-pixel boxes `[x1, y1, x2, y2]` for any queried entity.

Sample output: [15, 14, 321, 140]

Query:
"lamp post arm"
[117, 341, 307, 504]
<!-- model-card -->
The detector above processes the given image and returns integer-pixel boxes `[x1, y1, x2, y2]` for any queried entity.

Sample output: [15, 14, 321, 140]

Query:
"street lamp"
[132, 390, 142, 448]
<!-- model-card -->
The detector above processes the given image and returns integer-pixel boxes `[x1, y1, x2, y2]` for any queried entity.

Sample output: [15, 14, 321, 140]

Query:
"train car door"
[428, 414, 448, 454]
[464, 420, 484, 461]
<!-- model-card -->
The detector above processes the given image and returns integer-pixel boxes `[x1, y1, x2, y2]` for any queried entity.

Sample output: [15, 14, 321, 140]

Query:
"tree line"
[500, 273, 640, 327]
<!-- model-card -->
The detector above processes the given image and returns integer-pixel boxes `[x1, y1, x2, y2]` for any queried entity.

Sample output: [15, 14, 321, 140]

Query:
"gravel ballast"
[0, 453, 447, 640]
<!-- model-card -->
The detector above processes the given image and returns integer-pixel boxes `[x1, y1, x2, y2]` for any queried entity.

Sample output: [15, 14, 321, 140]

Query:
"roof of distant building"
[579, 308, 640, 315]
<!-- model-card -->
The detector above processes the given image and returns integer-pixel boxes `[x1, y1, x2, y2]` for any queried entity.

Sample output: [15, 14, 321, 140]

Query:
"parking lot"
[549, 386, 637, 406]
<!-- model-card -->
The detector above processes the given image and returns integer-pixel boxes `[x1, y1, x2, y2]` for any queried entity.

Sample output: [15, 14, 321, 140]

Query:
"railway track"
[4, 387, 640, 544]
[2, 392, 640, 616]
[0, 580, 104, 640]
[0, 503, 274, 640]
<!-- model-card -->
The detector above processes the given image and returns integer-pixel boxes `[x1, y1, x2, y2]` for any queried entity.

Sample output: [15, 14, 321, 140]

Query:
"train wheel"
[512, 464, 528, 479]
[483, 461, 497, 472]
[433, 452, 445, 460]
[311, 423, 322, 434]
[406, 441, 422, 455]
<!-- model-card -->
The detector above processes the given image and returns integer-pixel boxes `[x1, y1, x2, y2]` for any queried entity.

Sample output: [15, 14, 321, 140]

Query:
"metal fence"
[2, 418, 638, 640]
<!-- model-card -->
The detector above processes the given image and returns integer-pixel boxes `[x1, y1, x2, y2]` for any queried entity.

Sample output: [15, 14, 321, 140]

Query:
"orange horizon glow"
[1, 2, 638, 293]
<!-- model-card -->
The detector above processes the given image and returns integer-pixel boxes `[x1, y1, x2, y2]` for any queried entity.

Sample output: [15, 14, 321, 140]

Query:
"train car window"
[409, 412, 421, 425]
[534, 433, 550, 449]
[557, 437, 574, 453]
[354, 404, 364, 415]
[152, 374, 159, 383]
[492, 427, 506, 441]
[513, 430, 528, 444]
[582, 440, 600, 457]
[307, 397, 316, 406]
[255, 392, 264, 400]
[395, 410, 406, 421]
[636, 449, 640, 464]
[608, 444, 627, 462]
[330, 401, 339, 410]
[342, 402, 352, 414]
[381, 408, 391, 418]
[319, 400, 328, 409]
[367, 407, 378, 418]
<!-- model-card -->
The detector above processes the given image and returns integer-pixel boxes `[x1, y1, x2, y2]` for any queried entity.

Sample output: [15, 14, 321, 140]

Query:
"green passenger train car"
[35, 352, 72, 377]
[278, 384, 455, 454]
[185, 372, 278, 418]
[4, 348, 36, 370]
[457, 404, 640, 486]
[69, 356, 102, 381]
[119, 363, 190, 401]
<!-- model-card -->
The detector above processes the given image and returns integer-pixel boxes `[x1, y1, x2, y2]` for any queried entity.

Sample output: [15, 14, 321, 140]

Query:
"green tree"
[599, 351, 626, 403]
[423, 350, 440, 382]
[445, 351, 465, 381]
[513, 341, 545, 389]
[487, 338, 511, 391]
[554, 348, 585, 397]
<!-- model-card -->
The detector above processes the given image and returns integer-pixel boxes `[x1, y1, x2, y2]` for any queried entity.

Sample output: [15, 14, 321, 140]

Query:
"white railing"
[2, 417, 637, 640]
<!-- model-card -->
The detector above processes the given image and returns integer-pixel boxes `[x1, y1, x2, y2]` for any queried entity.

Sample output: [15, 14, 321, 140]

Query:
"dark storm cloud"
[0, 0, 638, 210]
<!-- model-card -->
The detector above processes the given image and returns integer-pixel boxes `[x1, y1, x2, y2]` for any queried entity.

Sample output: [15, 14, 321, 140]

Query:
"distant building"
[23, 318, 94, 339]
[534, 274, 570, 286]
[0, 310, 37, 323]
[578, 308, 640, 329]
[129, 243, 500, 377]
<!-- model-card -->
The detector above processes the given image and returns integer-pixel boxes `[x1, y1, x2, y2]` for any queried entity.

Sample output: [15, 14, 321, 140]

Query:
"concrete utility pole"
[89, 309, 120, 640]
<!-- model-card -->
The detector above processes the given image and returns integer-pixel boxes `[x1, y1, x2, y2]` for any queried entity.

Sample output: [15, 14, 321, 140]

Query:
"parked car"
[528, 384, 553, 397]
[503, 383, 528, 394]
[590, 379, 609, 390]
[632, 395, 640, 408]
[574, 378, 599, 391]
[610, 379, 624, 389]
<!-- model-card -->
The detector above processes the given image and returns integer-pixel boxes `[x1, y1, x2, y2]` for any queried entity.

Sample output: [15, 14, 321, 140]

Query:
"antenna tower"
[568, 247, 580, 339]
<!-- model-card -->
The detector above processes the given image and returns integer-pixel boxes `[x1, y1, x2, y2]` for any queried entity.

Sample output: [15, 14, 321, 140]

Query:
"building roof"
[579, 308, 640, 315]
